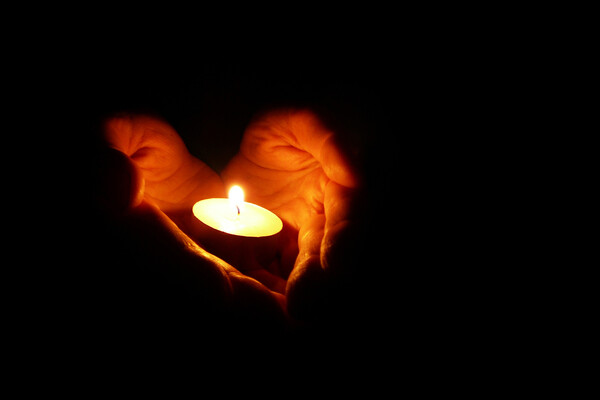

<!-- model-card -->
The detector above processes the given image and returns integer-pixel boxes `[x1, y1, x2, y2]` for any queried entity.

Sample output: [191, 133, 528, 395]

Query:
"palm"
[221, 109, 360, 314]
[221, 109, 356, 230]
[103, 114, 225, 229]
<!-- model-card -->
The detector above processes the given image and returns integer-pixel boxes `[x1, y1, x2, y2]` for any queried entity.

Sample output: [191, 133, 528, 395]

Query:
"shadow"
[187, 210, 299, 285]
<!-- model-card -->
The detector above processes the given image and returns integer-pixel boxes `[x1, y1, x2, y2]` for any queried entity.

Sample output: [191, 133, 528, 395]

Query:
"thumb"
[92, 147, 144, 215]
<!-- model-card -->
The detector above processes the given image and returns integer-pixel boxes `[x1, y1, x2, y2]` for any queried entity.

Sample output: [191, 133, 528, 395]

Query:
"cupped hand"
[103, 113, 225, 227]
[221, 109, 362, 320]
[99, 114, 287, 330]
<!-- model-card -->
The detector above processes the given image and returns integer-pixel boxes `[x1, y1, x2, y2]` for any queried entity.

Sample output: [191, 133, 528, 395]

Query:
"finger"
[244, 268, 287, 295]
[92, 147, 144, 215]
[106, 200, 234, 320]
[288, 109, 360, 188]
[321, 181, 359, 274]
[286, 213, 327, 320]
[286, 182, 361, 322]
[113, 199, 287, 328]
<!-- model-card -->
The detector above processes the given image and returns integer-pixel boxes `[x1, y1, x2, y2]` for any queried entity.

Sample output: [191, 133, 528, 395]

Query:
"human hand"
[97, 114, 288, 331]
[221, 109, 363, 321]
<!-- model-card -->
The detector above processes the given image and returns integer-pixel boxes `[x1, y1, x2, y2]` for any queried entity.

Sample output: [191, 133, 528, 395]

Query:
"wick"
[236, 205, 240, 215]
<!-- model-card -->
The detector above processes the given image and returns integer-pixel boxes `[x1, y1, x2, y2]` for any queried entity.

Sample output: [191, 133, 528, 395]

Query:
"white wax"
[192, 198, 283, 237]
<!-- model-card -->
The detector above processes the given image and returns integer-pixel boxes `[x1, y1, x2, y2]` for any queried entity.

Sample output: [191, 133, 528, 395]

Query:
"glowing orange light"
[192, 185, 282, 237]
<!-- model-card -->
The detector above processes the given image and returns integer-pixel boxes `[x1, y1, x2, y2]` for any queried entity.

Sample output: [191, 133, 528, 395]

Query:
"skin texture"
[98, 109, 361, 326]
[221, 109, 361, 319]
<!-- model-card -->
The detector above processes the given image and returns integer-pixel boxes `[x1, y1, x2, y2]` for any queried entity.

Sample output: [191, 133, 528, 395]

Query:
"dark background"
[15, 10, 531, 375]
[71, 52, 395, 175]
[39, 27, 501, 356]
[55, 39, 483, 332]
[49, 49, 405, 345]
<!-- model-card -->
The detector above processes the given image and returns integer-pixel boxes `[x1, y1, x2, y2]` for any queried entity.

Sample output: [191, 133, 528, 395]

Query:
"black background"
[45, 43, 405, 348]
[30, 20, 500, 360]
[11, 8, 535, 380]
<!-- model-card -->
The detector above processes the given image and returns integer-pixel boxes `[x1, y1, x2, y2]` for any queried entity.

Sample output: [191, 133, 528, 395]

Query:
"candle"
[191, 185, 283, 274]
[192, 185, 283, 237]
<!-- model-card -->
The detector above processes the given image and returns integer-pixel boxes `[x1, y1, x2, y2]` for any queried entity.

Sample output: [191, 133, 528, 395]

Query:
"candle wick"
[236, 205, 240, 215]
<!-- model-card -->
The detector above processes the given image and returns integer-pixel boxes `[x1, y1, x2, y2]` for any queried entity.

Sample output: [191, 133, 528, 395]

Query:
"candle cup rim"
[192, 198, 283, 237]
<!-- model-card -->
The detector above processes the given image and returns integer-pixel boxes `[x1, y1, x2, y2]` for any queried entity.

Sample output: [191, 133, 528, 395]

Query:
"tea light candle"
[192, 185, 283, 237]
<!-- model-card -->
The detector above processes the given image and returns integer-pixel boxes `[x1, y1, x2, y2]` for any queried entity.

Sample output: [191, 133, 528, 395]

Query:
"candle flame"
[229, 185, 244, 203]
[229, 185, 244, 215]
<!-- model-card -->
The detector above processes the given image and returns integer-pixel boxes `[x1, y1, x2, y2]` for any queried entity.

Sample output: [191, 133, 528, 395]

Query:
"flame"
[229, 185, 244, 203]
[228, 185, 244, 215]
